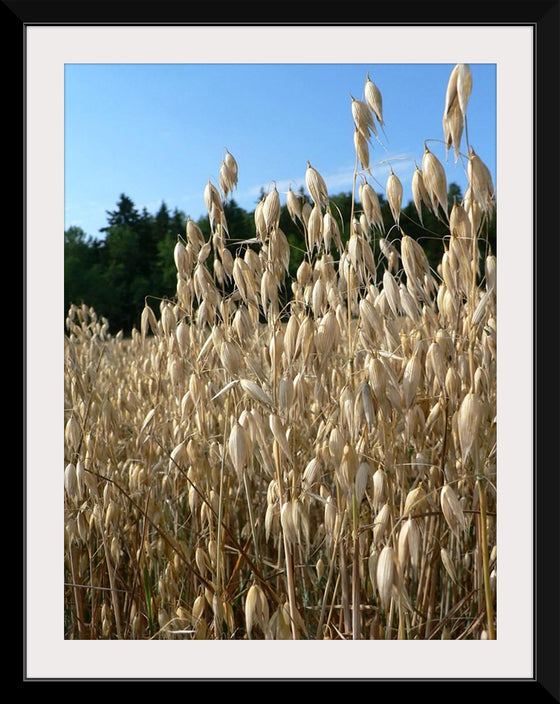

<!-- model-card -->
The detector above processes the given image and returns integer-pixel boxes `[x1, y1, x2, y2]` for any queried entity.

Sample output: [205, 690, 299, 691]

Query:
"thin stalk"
[243, 472, 260, 565]
[283, 537, 299, 639]
[97, 516, 123, 639]
[273, 440, 299, 639]
[316, 510, 347, 638]
[422, 514, 443, 639]
[324, 571, 342, 638]
[468, 218, 479, 391]
[339, 535, 352, 636]
[397, 597, 406, 639]
[424, 548, 439, 639]
[68, 543, 86, 639]
[386, 598, 395, 639]
[351, 495, 361, 640]
[347, 151, 360, 384]
[477, 473, 496, 639]
[214, 399, 228, 639]
[412, 512, 434, 633]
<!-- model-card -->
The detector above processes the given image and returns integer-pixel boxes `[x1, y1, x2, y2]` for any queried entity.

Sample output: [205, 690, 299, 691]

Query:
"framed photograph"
[19, 3, 558, 695]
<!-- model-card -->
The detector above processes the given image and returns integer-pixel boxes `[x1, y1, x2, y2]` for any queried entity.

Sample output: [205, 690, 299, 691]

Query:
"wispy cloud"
[244, 152, 417, 203]
[174, 150, 419, 221]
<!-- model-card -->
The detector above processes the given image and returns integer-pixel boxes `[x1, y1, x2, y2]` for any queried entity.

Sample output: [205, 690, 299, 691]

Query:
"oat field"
[64, 64, 496, 640]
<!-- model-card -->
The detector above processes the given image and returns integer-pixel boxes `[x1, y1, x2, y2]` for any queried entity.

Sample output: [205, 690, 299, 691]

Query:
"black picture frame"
[15, 2, 559, 698]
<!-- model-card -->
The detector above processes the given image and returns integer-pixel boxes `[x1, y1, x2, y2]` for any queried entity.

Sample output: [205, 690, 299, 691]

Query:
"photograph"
[62, 60, 499, 645]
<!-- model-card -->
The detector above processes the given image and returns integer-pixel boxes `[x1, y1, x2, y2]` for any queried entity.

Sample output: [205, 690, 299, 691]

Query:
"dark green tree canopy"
[101, 194, 140, 231]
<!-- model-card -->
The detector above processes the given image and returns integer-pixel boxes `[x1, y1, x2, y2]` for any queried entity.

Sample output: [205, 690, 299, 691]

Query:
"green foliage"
[64, 186, 496, 334]
[65, 195, 187, 333]
[64, 226, 107, 320]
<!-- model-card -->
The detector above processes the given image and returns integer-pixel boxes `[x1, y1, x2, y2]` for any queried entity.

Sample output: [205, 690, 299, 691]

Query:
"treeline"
[64, 185, 495, 335]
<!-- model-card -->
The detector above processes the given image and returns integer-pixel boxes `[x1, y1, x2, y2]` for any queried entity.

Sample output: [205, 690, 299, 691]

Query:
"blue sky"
[64, 62, 496, 238]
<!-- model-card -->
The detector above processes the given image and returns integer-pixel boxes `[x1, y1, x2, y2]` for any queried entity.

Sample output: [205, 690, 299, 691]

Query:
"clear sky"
[64, 62, 496, 239]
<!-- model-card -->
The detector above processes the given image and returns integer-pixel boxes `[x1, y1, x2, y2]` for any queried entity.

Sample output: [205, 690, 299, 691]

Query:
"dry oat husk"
[449, 199, 472, 243]
[440, 547, 458, 583]
[354, 128, 371, 173]
[364, 72, 384, 126]
[228, 421, 250, 477]
[373, 503, 391, 546]
[444, 63, 472, 121]
[403, 483, 427, 517]
[411, 166, 431, 225]
[379, 237, 399, 272]
[269, 413, 292, 462]
[440, 483, 467, 538]
[305, 160, 329, 207]
[456, 391, 485, 462]
[422, 146, 448, 219]
[443, 98, 464, 163]
[221, 149, 238, 197]
[245, 583, 269, 638]
[286, 186, 303, 223]
[376, 545, 399, 611]
[240, 378, 275, 410]
[323, 207, 343, 253]
[397, 516, 421, 571]
[386, 170, 403, 225]
[263, 185, 281, 232]
[359, 181, 384, 234]
[467, 149, 495, 215]
[351, 94, 376, 140]
[456, 64, 473, 119]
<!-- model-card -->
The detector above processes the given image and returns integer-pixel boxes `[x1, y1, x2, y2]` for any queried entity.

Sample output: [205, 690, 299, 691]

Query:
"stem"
[347, 152, 359, 385]
[283, 537, 299, 639]
[351, 530, 361, 639]
[97, 516, 123, 639]
[243, 472, 260, 565]
[350, 493, 362, 640]
[68, 542, 86, 639]
[422, 514, 443, 639]
[316, 510, 347, 639]
[477, 475, 496, 639]
[397, 597, 406, 639]
[214, 400, 228, 639]
[339, 535, 352, 636]
[468, 207, 479, 391]
[424, 549, 439, 639]
[273, 439, 299, 639]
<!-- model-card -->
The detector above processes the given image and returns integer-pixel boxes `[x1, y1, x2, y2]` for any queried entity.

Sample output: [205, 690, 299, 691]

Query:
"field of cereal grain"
[64, 64, 496, 640]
